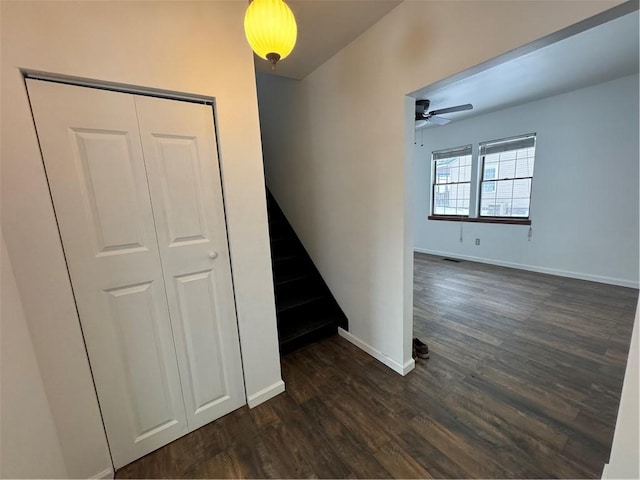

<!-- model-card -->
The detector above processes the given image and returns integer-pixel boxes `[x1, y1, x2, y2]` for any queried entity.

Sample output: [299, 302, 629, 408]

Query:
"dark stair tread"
[275, 270, 310, 287]
[267, 215, 286, 227]
[277, 297, 346, 329]
[278, 312, 336, 339]
[276, 291, 326, 313]
[272, 252, 300, 264]
[278, 312, 339, 355]
[269, 231, 289, 243]
[271, 240, 302, 259]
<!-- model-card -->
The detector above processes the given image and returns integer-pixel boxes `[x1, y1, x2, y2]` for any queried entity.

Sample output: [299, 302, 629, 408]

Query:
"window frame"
[427, 134, 535, 226]
[429, 145, 472, 218]
[478, 134, 536, 222]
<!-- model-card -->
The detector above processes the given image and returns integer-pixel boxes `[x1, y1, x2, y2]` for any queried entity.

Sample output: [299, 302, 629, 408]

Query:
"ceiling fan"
[415, 99, 473, 128]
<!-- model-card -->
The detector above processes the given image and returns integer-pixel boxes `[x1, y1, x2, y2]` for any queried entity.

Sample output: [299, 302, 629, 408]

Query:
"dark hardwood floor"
[116, 253, 638, 479]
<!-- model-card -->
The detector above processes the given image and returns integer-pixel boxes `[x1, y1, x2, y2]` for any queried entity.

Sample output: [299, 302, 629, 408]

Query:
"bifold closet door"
[27, 79, 245, 469]
[135, 96, 245, 431]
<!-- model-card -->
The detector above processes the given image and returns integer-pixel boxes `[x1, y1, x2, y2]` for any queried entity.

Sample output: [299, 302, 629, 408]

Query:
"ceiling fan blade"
[429, 103, 473, 116]
[428, 115, 451, 125]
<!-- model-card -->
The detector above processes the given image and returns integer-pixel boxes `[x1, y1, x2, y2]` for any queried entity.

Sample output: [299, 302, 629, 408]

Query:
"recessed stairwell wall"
[256, 0, 621, 374]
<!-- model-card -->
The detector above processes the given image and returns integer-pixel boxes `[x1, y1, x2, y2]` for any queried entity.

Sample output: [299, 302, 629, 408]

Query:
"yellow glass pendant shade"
[244, 0, 297, 70]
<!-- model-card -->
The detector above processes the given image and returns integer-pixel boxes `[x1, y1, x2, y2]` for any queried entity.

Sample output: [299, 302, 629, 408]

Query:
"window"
[479, 134, 536, 218]
[431, 145, 472, 216]
[428, 134, 536, 224]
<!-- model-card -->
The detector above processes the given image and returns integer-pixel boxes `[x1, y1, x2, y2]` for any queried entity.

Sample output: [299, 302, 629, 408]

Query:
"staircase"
[266, 191, 348, 354]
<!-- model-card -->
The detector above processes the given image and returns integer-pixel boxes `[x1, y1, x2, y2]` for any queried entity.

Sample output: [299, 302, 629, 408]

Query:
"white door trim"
[24, 69, 216, 105]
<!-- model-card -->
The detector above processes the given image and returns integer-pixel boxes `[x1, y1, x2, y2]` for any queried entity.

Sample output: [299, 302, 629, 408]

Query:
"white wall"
[603, 299, 640, 479]
[256, 0, 620, 373]
[413, 74, 639, 287]
[1, 2, 282, 477]
[1, 234, 68, 479]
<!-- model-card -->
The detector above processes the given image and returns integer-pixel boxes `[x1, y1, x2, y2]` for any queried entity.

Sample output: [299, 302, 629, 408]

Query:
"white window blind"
[479, 134, 536, 218]
[431, 145, 472, 216]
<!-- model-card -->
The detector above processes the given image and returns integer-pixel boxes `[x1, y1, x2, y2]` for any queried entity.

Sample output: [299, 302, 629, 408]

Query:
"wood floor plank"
[372, 440, 434, 479]
[418, 312, 504, 346]
[261, 395, 353, 478]
[441, 388, 568, 479]
[410, 414, 512, 478]
[404, 352, 467, 399]
[447, 379, 569, 451]
[298, 396, 392, 478]
[393, 426, 472, 479]
[116, 253, 637, 479]
[563, 435, 611, 477]
[247, 401, 280, 428]
[186, 448, 263, 479]
[320, 383, 399, 451]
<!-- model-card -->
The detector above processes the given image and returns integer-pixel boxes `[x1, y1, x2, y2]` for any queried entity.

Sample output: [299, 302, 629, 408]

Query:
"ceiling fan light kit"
[415, 99, 473, 128]
[244, 0, 298, 70]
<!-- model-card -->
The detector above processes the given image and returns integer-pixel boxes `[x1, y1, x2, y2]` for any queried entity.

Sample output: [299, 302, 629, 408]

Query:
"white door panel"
[135, 95, 245, 431]
[70, 128, 148, 255]
[174, 270, 230, 412]
[104, 280, 182, 441]
[148, 135, 209, 246]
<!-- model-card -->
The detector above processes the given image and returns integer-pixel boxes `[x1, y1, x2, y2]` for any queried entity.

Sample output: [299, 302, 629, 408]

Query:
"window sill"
[428, 215, 531, 225]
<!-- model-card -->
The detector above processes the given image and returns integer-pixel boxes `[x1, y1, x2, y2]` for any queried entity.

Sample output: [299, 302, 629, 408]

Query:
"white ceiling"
[411, 8, 639, 128]
[254, 0, 402, 79]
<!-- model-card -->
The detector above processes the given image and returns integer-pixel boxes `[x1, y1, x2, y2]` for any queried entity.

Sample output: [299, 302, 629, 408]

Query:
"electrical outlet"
[475, 238, 480, 245]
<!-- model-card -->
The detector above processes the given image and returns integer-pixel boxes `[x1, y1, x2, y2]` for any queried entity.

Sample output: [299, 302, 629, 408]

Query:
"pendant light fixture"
[244, 0, 297, 70]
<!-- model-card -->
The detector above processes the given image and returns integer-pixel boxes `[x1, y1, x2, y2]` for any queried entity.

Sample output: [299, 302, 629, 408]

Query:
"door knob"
[209, 251, 218, 259]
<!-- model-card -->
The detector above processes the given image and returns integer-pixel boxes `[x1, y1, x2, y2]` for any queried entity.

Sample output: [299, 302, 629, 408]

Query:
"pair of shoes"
[413, 337, 430, 359]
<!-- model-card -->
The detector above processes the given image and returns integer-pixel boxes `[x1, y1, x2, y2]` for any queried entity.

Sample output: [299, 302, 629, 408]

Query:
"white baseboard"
[601, 463, 609, 479]
[402, 357, 416, 375]
[338, 327, 415, 376]
[414, 248, 639, 289]
[91, 468, 114, 479]
[247, 379, 285, 408]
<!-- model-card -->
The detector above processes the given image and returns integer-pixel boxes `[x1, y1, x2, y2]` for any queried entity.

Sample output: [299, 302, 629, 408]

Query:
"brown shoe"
[413, 338, 430, 359]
